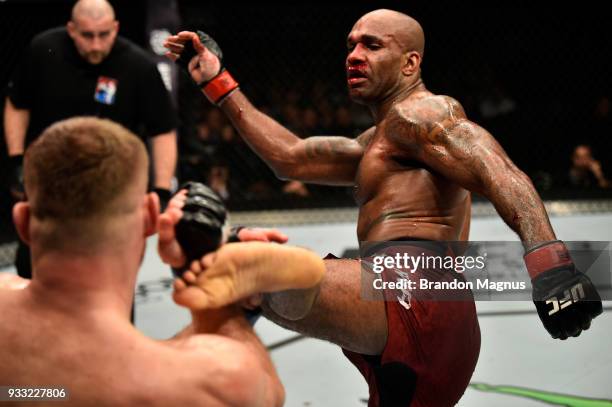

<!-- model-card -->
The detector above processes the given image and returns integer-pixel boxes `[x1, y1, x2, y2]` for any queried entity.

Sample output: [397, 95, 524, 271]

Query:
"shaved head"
[355, 9, 425, 55]
[346, 9, 426, 105]
[67, 0, 118, 64]
[71, 0, 115, 22]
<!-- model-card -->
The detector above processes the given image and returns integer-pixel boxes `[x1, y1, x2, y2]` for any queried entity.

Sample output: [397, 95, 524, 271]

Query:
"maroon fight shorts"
[343, 241, 481, 407]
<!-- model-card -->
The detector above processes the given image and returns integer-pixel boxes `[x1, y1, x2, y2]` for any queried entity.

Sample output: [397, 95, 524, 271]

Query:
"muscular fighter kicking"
[163, 9, 602, 407]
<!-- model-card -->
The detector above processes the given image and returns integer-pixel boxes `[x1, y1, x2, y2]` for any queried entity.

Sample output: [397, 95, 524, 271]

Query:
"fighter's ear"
[67, 21, 76, 38]
[144, 192, 160, 237]
[12, 202, 31, 245]
[402, 51, 421, 77]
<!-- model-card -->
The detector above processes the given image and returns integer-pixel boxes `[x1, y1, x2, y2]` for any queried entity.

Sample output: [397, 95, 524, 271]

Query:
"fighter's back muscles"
[165, 334, 281, 407]
[164, 299, 284, 406]
[0, 293, 281, 407]
[389, 94, 556, 249]
[220, 90, 374, 185]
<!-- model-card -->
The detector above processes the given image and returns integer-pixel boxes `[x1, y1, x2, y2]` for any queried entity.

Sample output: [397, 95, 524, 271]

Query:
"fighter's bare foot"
[172, 242, 324, 310]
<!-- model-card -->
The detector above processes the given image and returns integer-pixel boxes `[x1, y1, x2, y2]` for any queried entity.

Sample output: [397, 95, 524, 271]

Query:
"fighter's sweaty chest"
[354, 125, 423, 203]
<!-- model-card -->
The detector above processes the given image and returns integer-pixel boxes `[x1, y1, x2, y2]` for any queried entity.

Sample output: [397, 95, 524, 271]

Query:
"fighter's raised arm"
[164, 31, 373, 186]
[386, 95, 554, 248]
[387, 94, 602, 339]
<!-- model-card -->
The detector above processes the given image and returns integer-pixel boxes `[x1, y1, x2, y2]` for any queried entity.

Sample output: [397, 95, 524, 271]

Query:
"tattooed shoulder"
[391, 95, 472, 145]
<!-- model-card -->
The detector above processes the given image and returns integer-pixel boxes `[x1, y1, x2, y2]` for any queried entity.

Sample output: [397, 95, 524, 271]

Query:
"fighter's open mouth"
[347, 67, 368, 79]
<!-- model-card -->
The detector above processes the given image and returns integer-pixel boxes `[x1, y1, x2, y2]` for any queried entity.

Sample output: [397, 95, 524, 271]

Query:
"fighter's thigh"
[269, 258, 388, 355]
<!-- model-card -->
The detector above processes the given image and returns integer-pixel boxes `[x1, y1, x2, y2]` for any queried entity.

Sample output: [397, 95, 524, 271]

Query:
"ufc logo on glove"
[546, 283, 585, 316]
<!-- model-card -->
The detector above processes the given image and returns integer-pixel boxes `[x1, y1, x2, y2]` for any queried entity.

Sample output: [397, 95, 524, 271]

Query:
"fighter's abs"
[354, 127, 470, 241]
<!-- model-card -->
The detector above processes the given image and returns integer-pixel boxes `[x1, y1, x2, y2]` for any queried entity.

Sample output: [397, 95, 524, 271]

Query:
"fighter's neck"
[371, 78, 426, 123]
[26, 251, 138, 318]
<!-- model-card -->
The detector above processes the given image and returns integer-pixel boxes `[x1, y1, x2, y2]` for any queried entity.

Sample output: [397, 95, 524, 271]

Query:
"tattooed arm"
[219, 90, 373, 185]
[392, 96, 555, 250]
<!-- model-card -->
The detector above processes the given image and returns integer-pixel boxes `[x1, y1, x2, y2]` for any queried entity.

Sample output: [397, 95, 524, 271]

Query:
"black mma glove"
[172, 183, 261, 324]
[526, 241, 603, 340]
[172, 181, 227, 278]
[175, 30, 238, 105]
